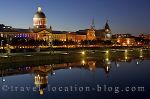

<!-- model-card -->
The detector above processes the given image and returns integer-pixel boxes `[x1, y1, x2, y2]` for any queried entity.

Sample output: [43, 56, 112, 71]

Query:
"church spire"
[105, 20, 110, 30]
[49, 26, 52, 32]
[90, 18, 95, 29]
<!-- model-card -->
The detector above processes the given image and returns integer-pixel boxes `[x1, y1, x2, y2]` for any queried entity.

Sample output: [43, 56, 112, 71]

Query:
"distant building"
[112, 34, 136, 46]
[0, 24, 12, 31]
[139, 34, 150, 40]
[95, 21, 111, 41]
[76, 21, 111, 42]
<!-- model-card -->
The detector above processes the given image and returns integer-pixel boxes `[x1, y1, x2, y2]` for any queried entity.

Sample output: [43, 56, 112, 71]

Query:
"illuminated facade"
[86, 28, 96, 40]
[95, 21, 111, 41]
[0, 7, 112, 47]
[0, 7, 52, 44]
[112, 34, 136, 46]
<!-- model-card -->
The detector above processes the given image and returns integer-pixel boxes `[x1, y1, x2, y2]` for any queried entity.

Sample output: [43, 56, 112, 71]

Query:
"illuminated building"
[112, 34, 136, 46]
[0, 7, 112, 47]
[67, 32, 76, 42]
[33, 7, 47, 29]
[0, 7, 52, 44]
[0, 24, 12, 31]
[32, 7, 52, 42]
[95, 21, 111, 41]
[52, 31, 67, 41]
[75, 20, 111, 42]
[86, 20, 96, 41]
[139, 34, 150, 40]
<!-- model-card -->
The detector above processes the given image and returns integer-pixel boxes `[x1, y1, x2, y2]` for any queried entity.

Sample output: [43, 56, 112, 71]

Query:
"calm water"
[0, 49, 150, 99]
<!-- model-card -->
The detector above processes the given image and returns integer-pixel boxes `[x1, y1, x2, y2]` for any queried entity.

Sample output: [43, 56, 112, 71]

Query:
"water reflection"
[34, 66, 53, 95]
[0, 49, 150, 95]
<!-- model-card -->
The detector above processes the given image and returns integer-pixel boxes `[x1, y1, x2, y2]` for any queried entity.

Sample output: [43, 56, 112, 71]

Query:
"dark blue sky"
[0, 0, 150, 34]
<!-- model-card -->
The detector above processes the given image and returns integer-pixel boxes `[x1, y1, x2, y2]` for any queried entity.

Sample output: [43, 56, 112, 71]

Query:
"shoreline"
[0, 47, 149, 64]
[2, 45, 149, 53]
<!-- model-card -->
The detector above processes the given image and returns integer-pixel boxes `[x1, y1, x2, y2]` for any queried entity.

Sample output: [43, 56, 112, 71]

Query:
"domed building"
[32, 7, 53, 46]
[33, 7, 47, 29]
[0, 6, 113, 48]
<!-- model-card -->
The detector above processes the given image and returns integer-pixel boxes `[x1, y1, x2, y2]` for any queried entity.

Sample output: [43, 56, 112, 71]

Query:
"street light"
[81, 51, 85, 55]
[1, 40, 4, 53]
[49, 34, 53, 54]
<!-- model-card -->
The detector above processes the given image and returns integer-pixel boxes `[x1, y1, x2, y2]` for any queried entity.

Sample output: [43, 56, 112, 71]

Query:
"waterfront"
[0, 0, 150, 98]
[0, 48, 150, 99]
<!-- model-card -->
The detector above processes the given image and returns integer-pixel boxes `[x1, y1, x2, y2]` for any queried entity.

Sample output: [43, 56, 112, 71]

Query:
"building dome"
[34, 11, 46, 18]
[33, 7, 47, 29]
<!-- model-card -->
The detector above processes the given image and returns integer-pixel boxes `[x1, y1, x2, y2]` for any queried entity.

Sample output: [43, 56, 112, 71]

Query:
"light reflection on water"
[0, 49, 150, 99]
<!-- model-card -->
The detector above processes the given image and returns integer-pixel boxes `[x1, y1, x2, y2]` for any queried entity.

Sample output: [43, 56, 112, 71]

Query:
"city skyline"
[0, 0, 150, 34]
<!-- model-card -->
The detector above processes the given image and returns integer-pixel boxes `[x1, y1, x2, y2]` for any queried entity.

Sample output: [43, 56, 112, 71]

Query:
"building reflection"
[0, 50, 149, 77]
[33, 65, 53, 95]
[0, 49, 150, 95]
[87, 61, 96, 71]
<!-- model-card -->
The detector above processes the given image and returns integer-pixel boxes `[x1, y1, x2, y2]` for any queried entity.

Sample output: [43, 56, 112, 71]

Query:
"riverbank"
[1, 45, 149, 53]
[0, 52, 85, 64]
[0, 47, 149, 64]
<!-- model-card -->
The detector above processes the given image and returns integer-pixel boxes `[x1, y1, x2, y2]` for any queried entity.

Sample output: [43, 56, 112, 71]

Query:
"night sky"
[0, 0, 150, 34]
